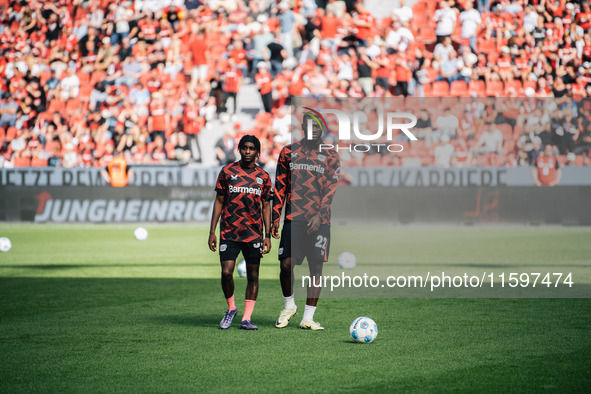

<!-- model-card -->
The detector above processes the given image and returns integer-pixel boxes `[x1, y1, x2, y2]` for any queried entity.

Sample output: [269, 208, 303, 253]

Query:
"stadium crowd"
[0, 0, 590, 169]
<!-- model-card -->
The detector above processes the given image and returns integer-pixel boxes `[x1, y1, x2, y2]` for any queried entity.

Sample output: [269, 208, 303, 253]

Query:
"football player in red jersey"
[209, 135, 273, 330]
[272, 111, 340, 330]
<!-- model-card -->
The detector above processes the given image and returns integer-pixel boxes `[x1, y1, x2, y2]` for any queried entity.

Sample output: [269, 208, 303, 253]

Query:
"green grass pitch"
[0, 224, 590, 392]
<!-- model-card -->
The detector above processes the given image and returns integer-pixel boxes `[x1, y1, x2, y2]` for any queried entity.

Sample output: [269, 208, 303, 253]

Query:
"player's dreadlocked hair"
[302, 107, 328, 134]
[238, 134, 261, 153]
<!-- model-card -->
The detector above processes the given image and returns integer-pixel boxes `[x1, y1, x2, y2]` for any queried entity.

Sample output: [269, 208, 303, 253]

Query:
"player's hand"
[271, 222, 280, 239]
[263, 237, 271, 254]
[208, 233, 217, 252]
[307, 215, 321, 234]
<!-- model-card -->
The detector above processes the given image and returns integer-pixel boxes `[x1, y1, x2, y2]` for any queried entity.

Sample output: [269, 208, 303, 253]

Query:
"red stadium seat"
[468, 80, 486, 97]
[478, 38, 496, 54]
[77, 71, 91, 86]
[79, 83, 93, 100]
[523, 80, 537, 92]
[572, 83, 586, 97]
[450, 80, 468, 97]
[475, 154, 491, 167]
[418, 27, 435, 43]
[426, 67, 440, 82]
[421, 156, 434, 166]
[6, 127, 17, 142]
[504, 80, 522, 95]
[90, 71, 107, 86]
[40, 70, 52, 86]
[31, 157, 48, 167]
[412, 1, 426, 15]
[487, 51, 499, 65]
[413, 12, 429, 26]
[14, 157, 31, 167]
[485, 80, 504, 97]
[430, 81, 449, 97]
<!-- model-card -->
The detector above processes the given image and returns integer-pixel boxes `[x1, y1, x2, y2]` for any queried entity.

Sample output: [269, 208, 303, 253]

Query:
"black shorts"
[278, 221, 331, 264]
[219, 240, 262, 264]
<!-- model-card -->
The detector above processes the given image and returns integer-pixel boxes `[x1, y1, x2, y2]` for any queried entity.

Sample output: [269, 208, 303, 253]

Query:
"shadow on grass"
[1, 263, 220, 270]
[151, 314, 222, 328]
[151, 312, 279, 329]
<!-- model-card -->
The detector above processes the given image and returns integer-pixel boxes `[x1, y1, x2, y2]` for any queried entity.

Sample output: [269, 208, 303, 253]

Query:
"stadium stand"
[0, 0, 590, 169]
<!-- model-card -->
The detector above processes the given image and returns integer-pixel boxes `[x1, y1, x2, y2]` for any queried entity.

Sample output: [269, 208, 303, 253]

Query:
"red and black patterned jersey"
[272, 141, 340, 225]
[215, 161, 273, 243]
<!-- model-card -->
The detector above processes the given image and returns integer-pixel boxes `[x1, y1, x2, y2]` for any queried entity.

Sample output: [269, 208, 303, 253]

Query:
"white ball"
[0, 237, 12, 252]
[134, 227, 148, 241]
[219, 112, 230, 123]
[237, 259, 247, 278]
[350, 317, 378, 343]
[338, 252, 356, 269]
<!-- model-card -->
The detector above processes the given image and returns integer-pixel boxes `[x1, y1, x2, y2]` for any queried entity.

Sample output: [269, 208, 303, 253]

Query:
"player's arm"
[531, 162, 542, 187]
[551, 161, 562, 187]
[262, 200, 271, 254]
[262, 173, 273, 253]
[316, 153, 341, 230]
[210, 169, 227, 251]
[209, 194, 224, 252]
[271, 147, 289, 238]
[101, 166, 111, 184]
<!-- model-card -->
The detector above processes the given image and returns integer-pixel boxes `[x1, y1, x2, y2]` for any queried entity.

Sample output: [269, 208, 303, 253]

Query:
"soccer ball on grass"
[0, 237, 12, 252]
[134, 227, 148, 241]
[237, 259, 247, 278]
[338, 252, 356, 269]
[350, 317, 378, 343]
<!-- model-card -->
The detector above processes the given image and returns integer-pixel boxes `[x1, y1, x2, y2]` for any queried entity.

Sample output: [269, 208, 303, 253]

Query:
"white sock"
[302, 305, 316, 322]
[284, 294, 296, 310]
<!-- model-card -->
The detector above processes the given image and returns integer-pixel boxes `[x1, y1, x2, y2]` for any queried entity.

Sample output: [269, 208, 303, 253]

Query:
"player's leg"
[219, 241, 240, 329]
[305, 258, 323, 307]
[276, 222, 298, 328]
[279, 257, 295, 298]
[299, 257, 324, 330]
[300, 225, 330, 331]
[240, 242, 262, 330]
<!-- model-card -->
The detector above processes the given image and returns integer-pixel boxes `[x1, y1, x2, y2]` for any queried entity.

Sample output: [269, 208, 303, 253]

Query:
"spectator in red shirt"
[255, 62, 273, 113]
[188, 26, 210, 85]
[321, 9, 341, 51]
[222, 58, 243, 115]
[183, 97, 204, 162]
[394, 52, 411, 97]
[576, 2, 591, 30]
[533, 144, 561, 186]
[353, 4, 376, 47]
[148, 92, 168, 142]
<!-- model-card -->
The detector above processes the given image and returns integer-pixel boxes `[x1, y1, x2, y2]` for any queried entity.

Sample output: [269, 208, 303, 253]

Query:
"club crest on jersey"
[220, 244, 227, 252]
[256, 177, 263, 185]
[317, 154, 326, 162]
